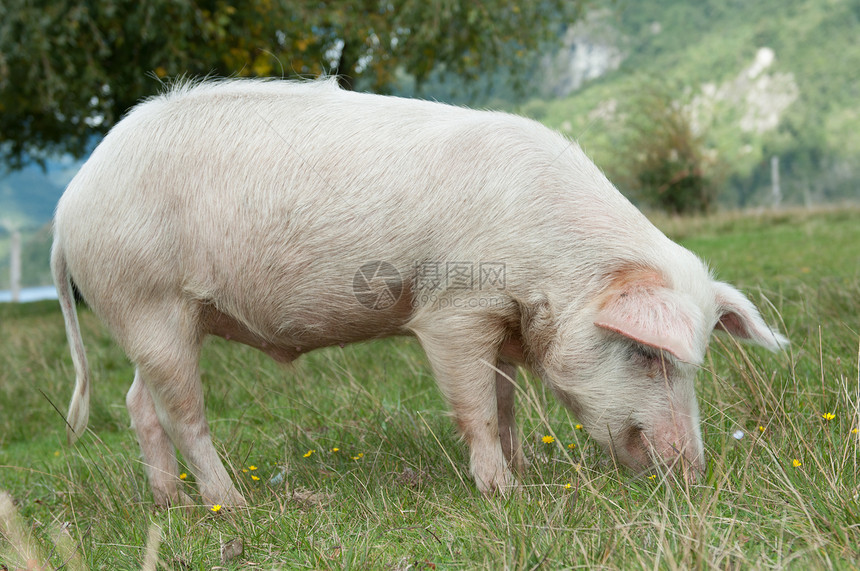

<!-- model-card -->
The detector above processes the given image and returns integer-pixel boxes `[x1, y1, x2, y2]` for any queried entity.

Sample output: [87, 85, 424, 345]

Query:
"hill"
[520, 0, 860, 207]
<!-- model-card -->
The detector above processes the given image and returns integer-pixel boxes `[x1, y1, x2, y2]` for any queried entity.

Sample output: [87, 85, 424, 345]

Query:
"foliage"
[0, 0, 582, 168]
[614, 86, 722, 214]
[1, 209, 859, 568]
[518, 0, 860, 210]
[756, 105, 854, 205]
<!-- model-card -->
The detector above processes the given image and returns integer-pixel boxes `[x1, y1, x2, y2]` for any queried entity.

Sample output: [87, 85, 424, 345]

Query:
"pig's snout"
[642, 428, 705, 483]
[619, 420, 705, 483]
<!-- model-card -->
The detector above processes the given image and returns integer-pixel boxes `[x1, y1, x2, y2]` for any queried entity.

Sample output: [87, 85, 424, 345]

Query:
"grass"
[1, 207, 859, 569]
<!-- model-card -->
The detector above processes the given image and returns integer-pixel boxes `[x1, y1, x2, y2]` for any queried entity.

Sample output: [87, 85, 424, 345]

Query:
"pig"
[51, 78, 787, 508]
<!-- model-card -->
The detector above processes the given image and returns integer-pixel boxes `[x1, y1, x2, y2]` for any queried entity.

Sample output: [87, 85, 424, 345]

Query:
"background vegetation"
[610, 85, 722, 214]
[0, 0, 579, 168]
[522, 0, 860, 209]
[1, 208, 858, 569]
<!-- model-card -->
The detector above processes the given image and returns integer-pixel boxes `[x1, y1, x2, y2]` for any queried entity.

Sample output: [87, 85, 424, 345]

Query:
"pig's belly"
[200, 296, 414, 363]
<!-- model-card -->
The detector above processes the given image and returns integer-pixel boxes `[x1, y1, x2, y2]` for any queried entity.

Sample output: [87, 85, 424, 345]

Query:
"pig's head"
[530, 259, 787, 480]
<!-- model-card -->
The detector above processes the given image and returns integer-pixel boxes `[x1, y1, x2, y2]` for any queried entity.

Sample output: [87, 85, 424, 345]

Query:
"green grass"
[2, 208, 859, 569]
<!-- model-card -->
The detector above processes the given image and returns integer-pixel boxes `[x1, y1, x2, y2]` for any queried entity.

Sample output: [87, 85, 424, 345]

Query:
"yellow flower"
[822, 412, 835, 421]
[303, 450, 315, 458]
[542, 435, 555, 444]
[248, 465, 258, 470]
[792, 459, 802, 468]
[352, 453, 364, 460]
[575, 424, 583, 430]
[852, 428, 859, 434]
[251, 475, 260, 481]
[179, 473, 187, 480]
[648, 474, 657, 481]
[211, 504, 222, 513]
[567, 443, 576, 449]
[758, 425, 765, 432]
[564, 483, 572, 489]
[242, 469, 248, 473]
[331, 447, 340, 453]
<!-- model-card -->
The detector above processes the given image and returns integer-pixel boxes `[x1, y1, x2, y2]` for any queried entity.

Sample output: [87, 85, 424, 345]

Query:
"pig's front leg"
[496, 362, 525, 476]
[411, 314, 514, 494]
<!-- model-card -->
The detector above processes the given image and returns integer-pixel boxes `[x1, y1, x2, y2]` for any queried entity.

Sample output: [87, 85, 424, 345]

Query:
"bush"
[616, 86, 722, 214]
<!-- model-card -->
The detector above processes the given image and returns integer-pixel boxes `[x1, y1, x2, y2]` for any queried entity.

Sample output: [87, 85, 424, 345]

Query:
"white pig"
[51, 79, 787, 508]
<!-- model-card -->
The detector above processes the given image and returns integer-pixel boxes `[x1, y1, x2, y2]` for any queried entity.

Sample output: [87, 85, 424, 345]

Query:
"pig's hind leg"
[411, 313, 515, 494]
[121, 301, 246, 509]
[496, 362, 525, 476]
[126, 370, 192, 507]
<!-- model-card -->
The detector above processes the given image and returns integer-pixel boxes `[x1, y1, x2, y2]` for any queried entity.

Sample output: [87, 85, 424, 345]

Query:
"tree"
[615, 86, 722, 215]
[0, 0, 582, 169]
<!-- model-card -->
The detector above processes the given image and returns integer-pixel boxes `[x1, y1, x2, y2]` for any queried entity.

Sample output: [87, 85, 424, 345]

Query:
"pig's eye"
[628, 345, 673, 378]
[629, 344, 659, 363]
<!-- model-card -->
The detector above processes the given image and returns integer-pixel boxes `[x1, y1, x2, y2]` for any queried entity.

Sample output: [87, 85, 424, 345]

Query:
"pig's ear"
[712, 282, 789, 351]
[594, 270, 705, 364]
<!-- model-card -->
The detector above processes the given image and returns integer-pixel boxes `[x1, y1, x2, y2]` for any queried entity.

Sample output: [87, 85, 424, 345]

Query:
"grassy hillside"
[1, 208, 858, 569]
[520, 0, 860, 207]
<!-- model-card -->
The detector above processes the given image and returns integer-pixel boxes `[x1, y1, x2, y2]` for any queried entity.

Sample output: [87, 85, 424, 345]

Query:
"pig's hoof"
[474, 468, 517, 496]
[202, 487, 248, 511]
[481, 479, 521, 497]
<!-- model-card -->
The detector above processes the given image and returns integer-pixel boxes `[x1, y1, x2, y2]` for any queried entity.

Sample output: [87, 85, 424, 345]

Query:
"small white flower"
[732, 430, 744, 440]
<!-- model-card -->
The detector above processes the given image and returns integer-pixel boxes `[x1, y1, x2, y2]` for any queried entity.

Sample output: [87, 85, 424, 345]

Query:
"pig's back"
[55, 79, 663, 338]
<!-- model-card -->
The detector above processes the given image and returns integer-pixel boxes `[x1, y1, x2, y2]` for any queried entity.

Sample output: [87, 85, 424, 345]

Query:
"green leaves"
[0, 0, 582, 168]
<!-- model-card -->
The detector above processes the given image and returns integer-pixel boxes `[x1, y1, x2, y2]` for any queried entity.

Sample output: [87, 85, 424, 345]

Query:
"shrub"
[616, 87, 722, 214]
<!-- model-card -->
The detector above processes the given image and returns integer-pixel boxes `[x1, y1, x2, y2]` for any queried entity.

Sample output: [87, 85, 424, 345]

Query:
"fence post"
[10, 230, 21, 302]
[770, 155, 781, 208]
